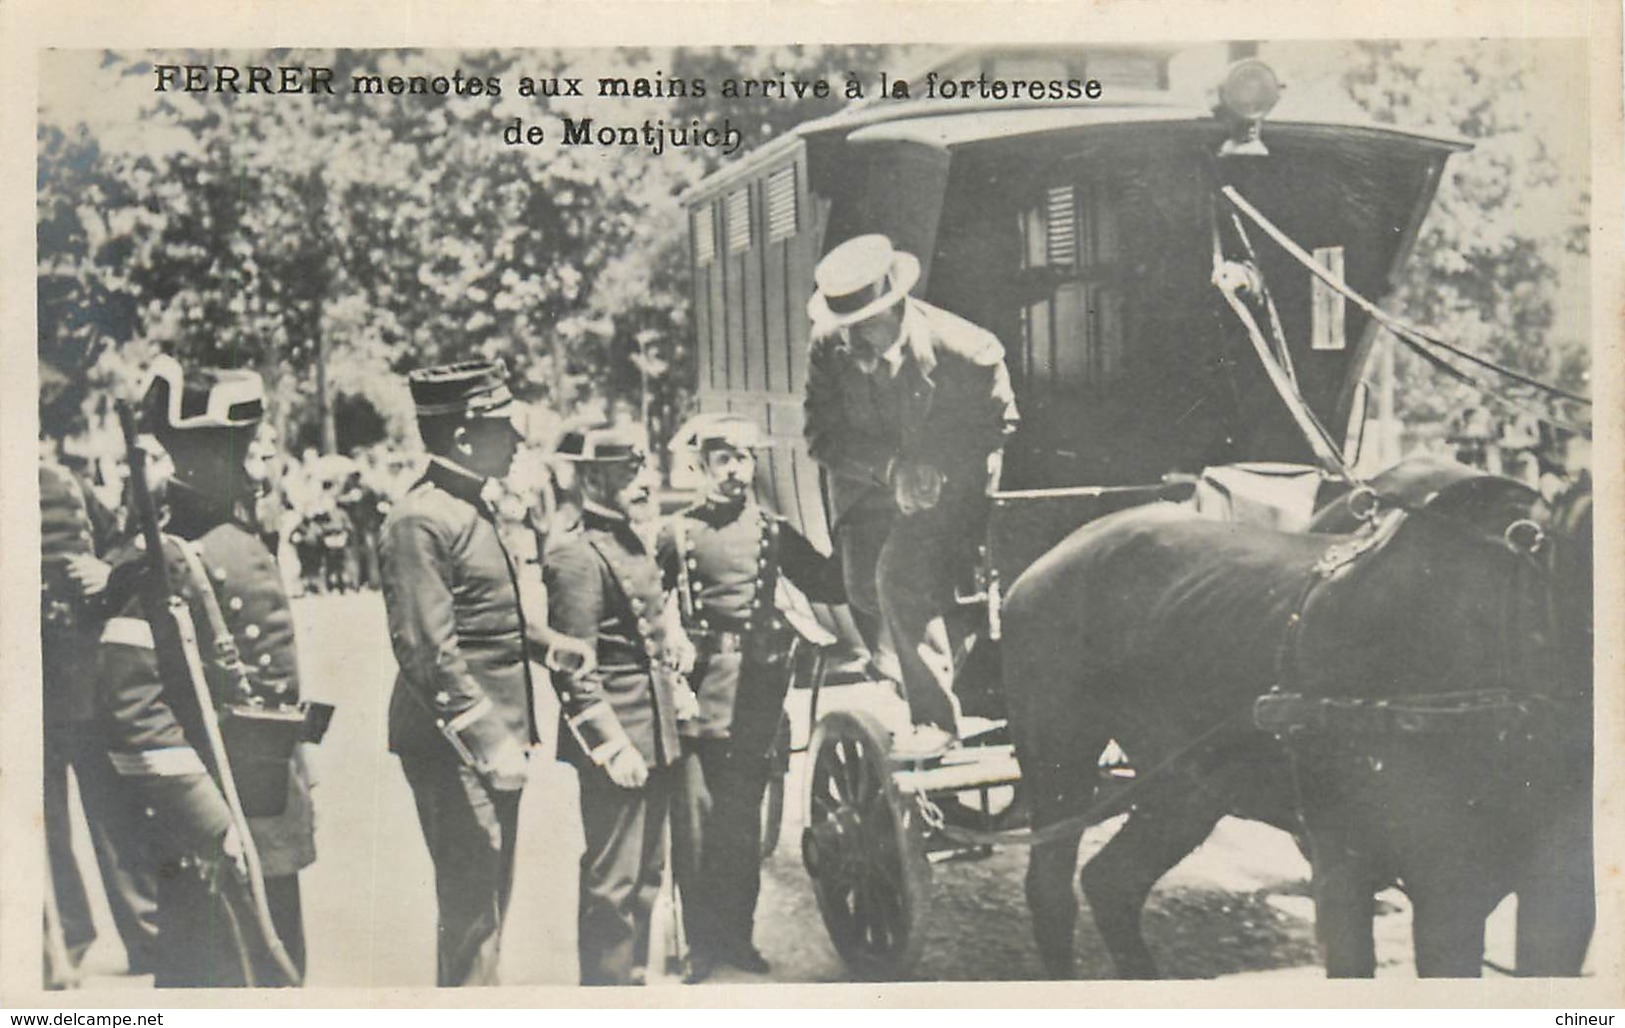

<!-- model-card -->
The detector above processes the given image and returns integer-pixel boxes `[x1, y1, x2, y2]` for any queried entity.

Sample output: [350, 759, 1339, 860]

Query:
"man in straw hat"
[380, 359, 535, 987]
[543, 421, 697, 986]
[658, 412, 844, 982]
[97, 355, 318, 986]
[804, 234, 1019, 758]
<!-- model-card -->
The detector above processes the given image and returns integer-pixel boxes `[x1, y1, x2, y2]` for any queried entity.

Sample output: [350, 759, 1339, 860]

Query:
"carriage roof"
[683, 50, 1467, 204]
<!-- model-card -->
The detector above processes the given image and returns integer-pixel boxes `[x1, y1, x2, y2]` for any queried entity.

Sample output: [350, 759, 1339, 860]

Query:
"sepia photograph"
[7, 3, 1621, 1009]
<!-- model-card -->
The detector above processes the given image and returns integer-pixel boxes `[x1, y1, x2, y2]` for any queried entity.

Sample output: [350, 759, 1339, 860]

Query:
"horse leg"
[1307, 835, 1378, 978]
[1515, 801, 1594, 976]
[1026, 821, 1088, 979]
[1410, 886, 1489, 978]
[1017, 722, 1106, 979]
[1078, 789, 1223, 979]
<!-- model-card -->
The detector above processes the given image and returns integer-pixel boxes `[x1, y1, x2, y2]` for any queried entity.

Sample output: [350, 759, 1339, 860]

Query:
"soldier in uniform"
[97, 357, 318, 987]
[41, 445, 160, 979]
[803, 234, 1019, 756]
[379, 360, 535, 988]
[657, 413, 844, 982]
[542, 423, 696, 986]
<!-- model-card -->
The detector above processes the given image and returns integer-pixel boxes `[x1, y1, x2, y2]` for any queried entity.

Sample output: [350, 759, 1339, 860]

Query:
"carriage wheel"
[800, 710, 932, 980]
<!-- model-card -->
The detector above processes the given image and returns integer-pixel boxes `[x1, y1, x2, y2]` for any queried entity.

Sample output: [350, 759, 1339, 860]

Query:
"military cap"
[407, 359, 519, 420]
[552, 420, 647, 466]
[141, 354, 265, 439]
[670, 412, 767, 455]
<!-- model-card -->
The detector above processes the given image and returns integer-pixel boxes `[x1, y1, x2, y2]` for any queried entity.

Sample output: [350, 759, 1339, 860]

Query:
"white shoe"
[889, 723, 955, 761]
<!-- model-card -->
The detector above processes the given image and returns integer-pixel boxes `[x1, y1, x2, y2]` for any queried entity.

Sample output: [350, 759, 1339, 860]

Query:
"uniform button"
[693, 598, 705, 609]
[144, 807, 156, 819]
[272, 682, 290, 696]
[244, 624, 262, 640]
[434, 691, 450, 706]
[636, 618, 652, 633]
[257, 653, 272, 668]
[686, 557, 698, 570]
[758, 557, 768, 567]
[228, 596, 244, 612]
[213, 567, 228, 582]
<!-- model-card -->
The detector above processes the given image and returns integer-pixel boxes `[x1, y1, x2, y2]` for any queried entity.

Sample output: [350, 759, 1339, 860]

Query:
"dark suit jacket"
[804, 297, 1019, 530]
[380, 458, 538, 763]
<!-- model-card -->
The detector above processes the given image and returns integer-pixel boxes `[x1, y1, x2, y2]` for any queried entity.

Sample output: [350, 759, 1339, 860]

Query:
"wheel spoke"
[838, 738, 864, 800]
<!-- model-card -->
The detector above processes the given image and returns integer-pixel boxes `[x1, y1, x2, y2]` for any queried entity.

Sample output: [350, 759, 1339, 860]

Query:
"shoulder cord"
[170, 537, 256, 703]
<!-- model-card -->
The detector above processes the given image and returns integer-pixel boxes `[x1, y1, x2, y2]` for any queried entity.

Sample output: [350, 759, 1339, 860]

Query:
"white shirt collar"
[879, 323, 909, 376]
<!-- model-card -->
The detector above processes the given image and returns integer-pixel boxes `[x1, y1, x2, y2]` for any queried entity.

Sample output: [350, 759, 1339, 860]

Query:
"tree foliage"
[1332, 39, 1589, 427]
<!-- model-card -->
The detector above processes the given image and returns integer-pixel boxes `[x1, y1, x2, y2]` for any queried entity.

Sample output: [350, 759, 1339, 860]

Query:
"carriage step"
[893, 745, 1023, 794]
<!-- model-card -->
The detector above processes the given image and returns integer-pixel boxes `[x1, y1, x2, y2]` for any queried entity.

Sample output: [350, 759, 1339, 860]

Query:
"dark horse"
[1000, 458, 1593, 977]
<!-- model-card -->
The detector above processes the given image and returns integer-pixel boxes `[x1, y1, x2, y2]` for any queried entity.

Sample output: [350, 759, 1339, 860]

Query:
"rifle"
[117, 402, 303, 987]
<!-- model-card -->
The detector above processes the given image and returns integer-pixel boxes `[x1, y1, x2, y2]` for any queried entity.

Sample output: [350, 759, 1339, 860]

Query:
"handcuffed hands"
[219, 826, 249, 879]
[672, 677, 700, 724]
[544, 632, 597, 677]
[666, 631, 697, 676]
[604, 745, 649, 790]
[480, 735, 531, 792]
[892, 460, 944, 516]
[64, 554, 112, 598]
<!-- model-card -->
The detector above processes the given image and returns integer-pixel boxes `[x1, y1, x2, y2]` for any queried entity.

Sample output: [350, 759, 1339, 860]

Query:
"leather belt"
[697, 629, 746, 655]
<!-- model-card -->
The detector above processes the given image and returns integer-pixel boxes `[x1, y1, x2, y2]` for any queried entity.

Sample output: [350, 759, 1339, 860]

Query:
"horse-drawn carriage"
[682, 44, 1593, 979]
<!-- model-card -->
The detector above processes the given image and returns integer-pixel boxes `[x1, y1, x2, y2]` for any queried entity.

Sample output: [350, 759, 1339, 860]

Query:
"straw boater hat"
[806, 234, 921, 329]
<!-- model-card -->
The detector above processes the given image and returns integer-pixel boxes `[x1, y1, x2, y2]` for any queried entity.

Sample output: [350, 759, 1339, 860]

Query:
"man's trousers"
[44, 720, 160, 974]
[153, 865, 303, 988]
[838, 508, 959, 732]
[575, 762, 677, 986]
[398, 748, 522, 987]
[673, 737, 771, 958]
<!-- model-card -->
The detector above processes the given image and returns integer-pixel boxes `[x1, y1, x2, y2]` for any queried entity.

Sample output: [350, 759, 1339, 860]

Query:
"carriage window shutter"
[725, 188, 753, 253]
[766, 165, 798, 243]
[693, 204, 716, 265]
[1045, 185, 1077, 267]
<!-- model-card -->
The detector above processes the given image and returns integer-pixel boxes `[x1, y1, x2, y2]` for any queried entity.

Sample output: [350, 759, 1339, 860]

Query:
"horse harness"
[1253, 483, 1564, 742]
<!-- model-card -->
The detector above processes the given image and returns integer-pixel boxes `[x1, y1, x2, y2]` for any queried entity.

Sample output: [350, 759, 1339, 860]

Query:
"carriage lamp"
[1214, 59, 1282, 157]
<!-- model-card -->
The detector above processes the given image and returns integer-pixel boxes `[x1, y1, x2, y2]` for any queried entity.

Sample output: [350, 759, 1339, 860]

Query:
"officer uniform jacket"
[381, 458, 538, 761]
[804, 296, 1019, 530]
[98, 489, 315, 877]
[41, 460, 117, 727]
[543, 505, 682, 770]
[656, 499, 843, 756]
